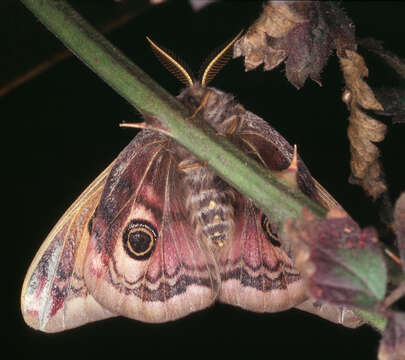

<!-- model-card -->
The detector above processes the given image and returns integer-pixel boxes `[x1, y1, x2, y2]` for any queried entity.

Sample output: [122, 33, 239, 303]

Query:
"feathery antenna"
[146, 30, 243, 87]
[200, 30, 243, 87]
[146, 36, 194, 87]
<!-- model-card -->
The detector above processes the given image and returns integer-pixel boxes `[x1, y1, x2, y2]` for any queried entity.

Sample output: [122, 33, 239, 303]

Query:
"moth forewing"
[21, 162, 116, 332]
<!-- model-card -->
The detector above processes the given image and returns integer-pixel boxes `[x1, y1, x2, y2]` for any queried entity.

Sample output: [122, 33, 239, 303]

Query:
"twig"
[381, 280, 405, 310]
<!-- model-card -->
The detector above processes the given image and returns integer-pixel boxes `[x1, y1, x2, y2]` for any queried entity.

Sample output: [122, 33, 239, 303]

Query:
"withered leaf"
[378, 312, 405, 360]
[394, 193, 405, 271]
[284, 208, 387, 309]
[340, 50, 387, 199]
[233, 1, 356, 88]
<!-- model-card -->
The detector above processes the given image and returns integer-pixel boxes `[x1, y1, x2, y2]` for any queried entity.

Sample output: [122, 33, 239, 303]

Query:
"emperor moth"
[21, 31, 361, 332]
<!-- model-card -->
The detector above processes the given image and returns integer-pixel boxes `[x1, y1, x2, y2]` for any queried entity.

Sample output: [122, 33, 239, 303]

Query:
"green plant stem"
[20, 0, 386, 331]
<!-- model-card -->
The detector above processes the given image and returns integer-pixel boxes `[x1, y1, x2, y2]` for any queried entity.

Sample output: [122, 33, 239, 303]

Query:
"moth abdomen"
[195, 194, 234, 248]
[181, 163, 235, 249]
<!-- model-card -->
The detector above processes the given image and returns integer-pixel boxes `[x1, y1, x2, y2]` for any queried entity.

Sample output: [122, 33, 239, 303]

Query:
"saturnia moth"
[21, 32, 361, 332]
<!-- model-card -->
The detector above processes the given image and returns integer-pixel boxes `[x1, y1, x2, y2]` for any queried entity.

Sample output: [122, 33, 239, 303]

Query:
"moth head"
[146, 30, 243, 100]
[177, 85, 208, 113]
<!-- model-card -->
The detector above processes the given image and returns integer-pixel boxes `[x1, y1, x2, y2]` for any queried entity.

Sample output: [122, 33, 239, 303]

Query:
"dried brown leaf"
[234, 1, 356, 88]
[340, 49, 387, 199]
[378, 312, 405, 360]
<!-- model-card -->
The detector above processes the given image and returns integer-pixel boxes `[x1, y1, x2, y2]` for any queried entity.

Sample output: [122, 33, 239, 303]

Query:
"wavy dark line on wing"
[220, 266, 301, 291]
[106, 263, 215, 302]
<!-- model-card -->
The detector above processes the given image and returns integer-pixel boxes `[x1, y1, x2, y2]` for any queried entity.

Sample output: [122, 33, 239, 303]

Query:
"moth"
[21, 32, 360, 332]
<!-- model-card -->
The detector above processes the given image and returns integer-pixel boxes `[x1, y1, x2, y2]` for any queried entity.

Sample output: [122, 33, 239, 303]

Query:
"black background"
[5, 1, 405, 358]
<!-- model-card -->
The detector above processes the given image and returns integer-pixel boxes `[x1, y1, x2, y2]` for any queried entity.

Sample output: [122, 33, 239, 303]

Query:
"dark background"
[4, 1, 404, 358]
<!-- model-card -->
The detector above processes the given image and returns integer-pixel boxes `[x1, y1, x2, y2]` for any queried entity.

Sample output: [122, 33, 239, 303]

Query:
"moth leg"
[119, 122, 171, 136]
[224, 115, 240, 135]
[239, 137, 267, 166]
[187, 91, 212, 119]
[177, 159, 207, 171]
[214, 115, 240, 137]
